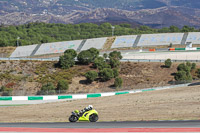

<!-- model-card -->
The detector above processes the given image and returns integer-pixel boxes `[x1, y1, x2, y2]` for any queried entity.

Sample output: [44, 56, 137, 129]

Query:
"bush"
[88, 47, 99, 61]
[175, 70, 192, 82]
[1, 86, 13, 96]
[99, 68, 114, 81]
[77, 50, 93, 65]
[109, 51, 122, 60]
[177, 63, 191, 73]
[59, 54, 75, 69]
[56, 80, 69, 92]
[191, 63, 196, 70]
[113, 68, 119, 78]
[103, 53, 108, 60]
[85, 71, 98, 83]
[109, 58, 121, 68]
[93, 57, 105, 68]
[175, 70, 187, 81]
[64, 49, 77, 58]
[114, 77, 123, 88]
[37, 82, 56, 95]
[164, 59, 172, 68]
[197, 69, 200, 78]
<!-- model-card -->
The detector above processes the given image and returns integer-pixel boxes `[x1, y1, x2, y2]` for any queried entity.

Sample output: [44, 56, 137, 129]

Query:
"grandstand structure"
[10, 32, 200, 58]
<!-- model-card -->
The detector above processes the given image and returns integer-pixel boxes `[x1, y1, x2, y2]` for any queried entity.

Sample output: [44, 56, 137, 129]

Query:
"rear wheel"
[89, 114, 98, 122]
[69, 115, 78, 122]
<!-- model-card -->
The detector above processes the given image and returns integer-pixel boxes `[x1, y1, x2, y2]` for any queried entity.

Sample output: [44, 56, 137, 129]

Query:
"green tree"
[175, 70, 187, 82]
[99, 68, 114, 81]
[38, 82, 56, 95]
[56, 80, 69, 93]
[114, 77, 123, 88]
[64, 49, 77, 58]
[113, 68, 119, 78]
[59, 54, 75, 69]
[109, 51, 122, 60]
[103, 53, 108, 60]
[77, 50, 93, 65]
[164, 59, 172, 68]
[85, 71, 98, 83]
[88, 47, 99, 62]
[93, 56, 107, 69]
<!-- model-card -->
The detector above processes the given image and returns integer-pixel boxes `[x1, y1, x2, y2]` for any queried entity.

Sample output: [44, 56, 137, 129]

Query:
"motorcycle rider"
[79, 105, 93, 116]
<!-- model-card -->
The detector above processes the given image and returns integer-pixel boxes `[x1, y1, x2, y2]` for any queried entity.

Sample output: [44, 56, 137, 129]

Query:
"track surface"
[0, 121, 200, 128]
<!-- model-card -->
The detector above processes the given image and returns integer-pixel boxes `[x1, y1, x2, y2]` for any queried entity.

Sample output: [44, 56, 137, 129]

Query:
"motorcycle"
[69, 109, 98, 122]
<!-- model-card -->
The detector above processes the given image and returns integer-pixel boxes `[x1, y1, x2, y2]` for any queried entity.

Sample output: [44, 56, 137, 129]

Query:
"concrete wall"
[186, 32, 200, 44]
[10, 45, 38, 58]
[137, 33, 184, 46]
[111, 35, 137, 48]
[34, 40, 82, 56]
[81, 37, 107, 51]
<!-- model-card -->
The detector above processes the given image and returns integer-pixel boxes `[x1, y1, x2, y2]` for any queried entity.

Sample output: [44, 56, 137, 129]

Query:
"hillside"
[0, 60, 198, 96]
[1, 0, 200, 28]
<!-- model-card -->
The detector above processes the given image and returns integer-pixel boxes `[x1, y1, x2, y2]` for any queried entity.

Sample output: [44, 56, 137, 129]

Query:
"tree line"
[0, 22, 199, 47]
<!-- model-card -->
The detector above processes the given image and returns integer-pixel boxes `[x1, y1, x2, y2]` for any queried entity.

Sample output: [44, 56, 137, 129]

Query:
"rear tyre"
[69, 115, 78, 122]
[89, 114, 98, 122]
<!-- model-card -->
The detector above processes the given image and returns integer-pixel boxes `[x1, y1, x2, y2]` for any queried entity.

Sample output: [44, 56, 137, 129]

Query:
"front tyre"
[69, 115, 78, 122]
[89, 114, 98, 122]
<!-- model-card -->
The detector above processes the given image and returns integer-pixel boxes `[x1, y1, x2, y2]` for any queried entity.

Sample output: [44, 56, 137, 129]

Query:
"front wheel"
[69, 115, 78, 122]
[89, 114, 98, 122]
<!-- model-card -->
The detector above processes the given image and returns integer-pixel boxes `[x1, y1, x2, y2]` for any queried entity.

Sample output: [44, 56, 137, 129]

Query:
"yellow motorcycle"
[69, 109, 98, 122]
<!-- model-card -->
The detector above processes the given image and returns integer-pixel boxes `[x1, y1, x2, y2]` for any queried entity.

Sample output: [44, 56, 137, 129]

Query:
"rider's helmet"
[88, 105, 93, 110]
[74, 110, 79, 114]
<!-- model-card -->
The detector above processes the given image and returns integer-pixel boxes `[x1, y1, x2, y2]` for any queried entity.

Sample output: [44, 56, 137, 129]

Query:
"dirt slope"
[0, 85, 199, 122]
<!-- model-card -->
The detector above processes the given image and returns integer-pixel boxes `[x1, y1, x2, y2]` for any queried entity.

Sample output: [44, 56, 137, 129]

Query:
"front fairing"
[78, 109, 98, 121]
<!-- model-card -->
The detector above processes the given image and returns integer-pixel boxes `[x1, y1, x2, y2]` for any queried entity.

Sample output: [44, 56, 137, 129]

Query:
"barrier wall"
[10, 45, 38, 58]
[34, 40, 82, 56]
[111, 35, 137, 48]
[186, 32, 200, 44]
[137, 33, 184, 46]
[81, 37, 107, 51]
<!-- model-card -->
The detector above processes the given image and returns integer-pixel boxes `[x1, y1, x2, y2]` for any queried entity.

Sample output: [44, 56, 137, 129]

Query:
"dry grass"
[0, 85, 200, 122]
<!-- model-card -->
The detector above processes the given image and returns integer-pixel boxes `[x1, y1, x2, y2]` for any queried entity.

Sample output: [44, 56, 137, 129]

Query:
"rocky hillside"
[1, 0, 200, 28]
[0, 60, 189, 96]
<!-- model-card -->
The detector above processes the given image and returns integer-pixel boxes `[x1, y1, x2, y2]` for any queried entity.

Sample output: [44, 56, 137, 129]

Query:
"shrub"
[88, 47, 99, 61]
[56, 80, 69, 92]
[191, 63, 196, 70]
[109, 58, 121, 68]
[77, 50, 93, 65]
[175, 70, 187, 81]
[93, 57, 105, 68]
[164, 59, 172, 68]
[177, 63, 191, 73]
[109, 51, 122, 60]
[85, 71, 98, 83]
[103, 53, 108, 60]
[113, 68, 119, 78]
[197, 69, 200, 78]
[114, 77, 123, 88]
[37, 82, 56, 95]
[2, 87, 13, 96]
[59, 54, 75, 69]
[99, 68, 114, 81]
[64, 49, 77, 58]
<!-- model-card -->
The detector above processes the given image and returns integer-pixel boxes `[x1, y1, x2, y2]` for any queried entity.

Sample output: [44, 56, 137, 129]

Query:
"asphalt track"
[0, 121, 200, 128]
[0, 121, 200, 132]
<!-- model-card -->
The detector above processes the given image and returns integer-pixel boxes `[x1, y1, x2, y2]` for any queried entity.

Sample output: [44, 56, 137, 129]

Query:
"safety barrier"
[168, 47, 200, 51]
[0, 84, 189, 101]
